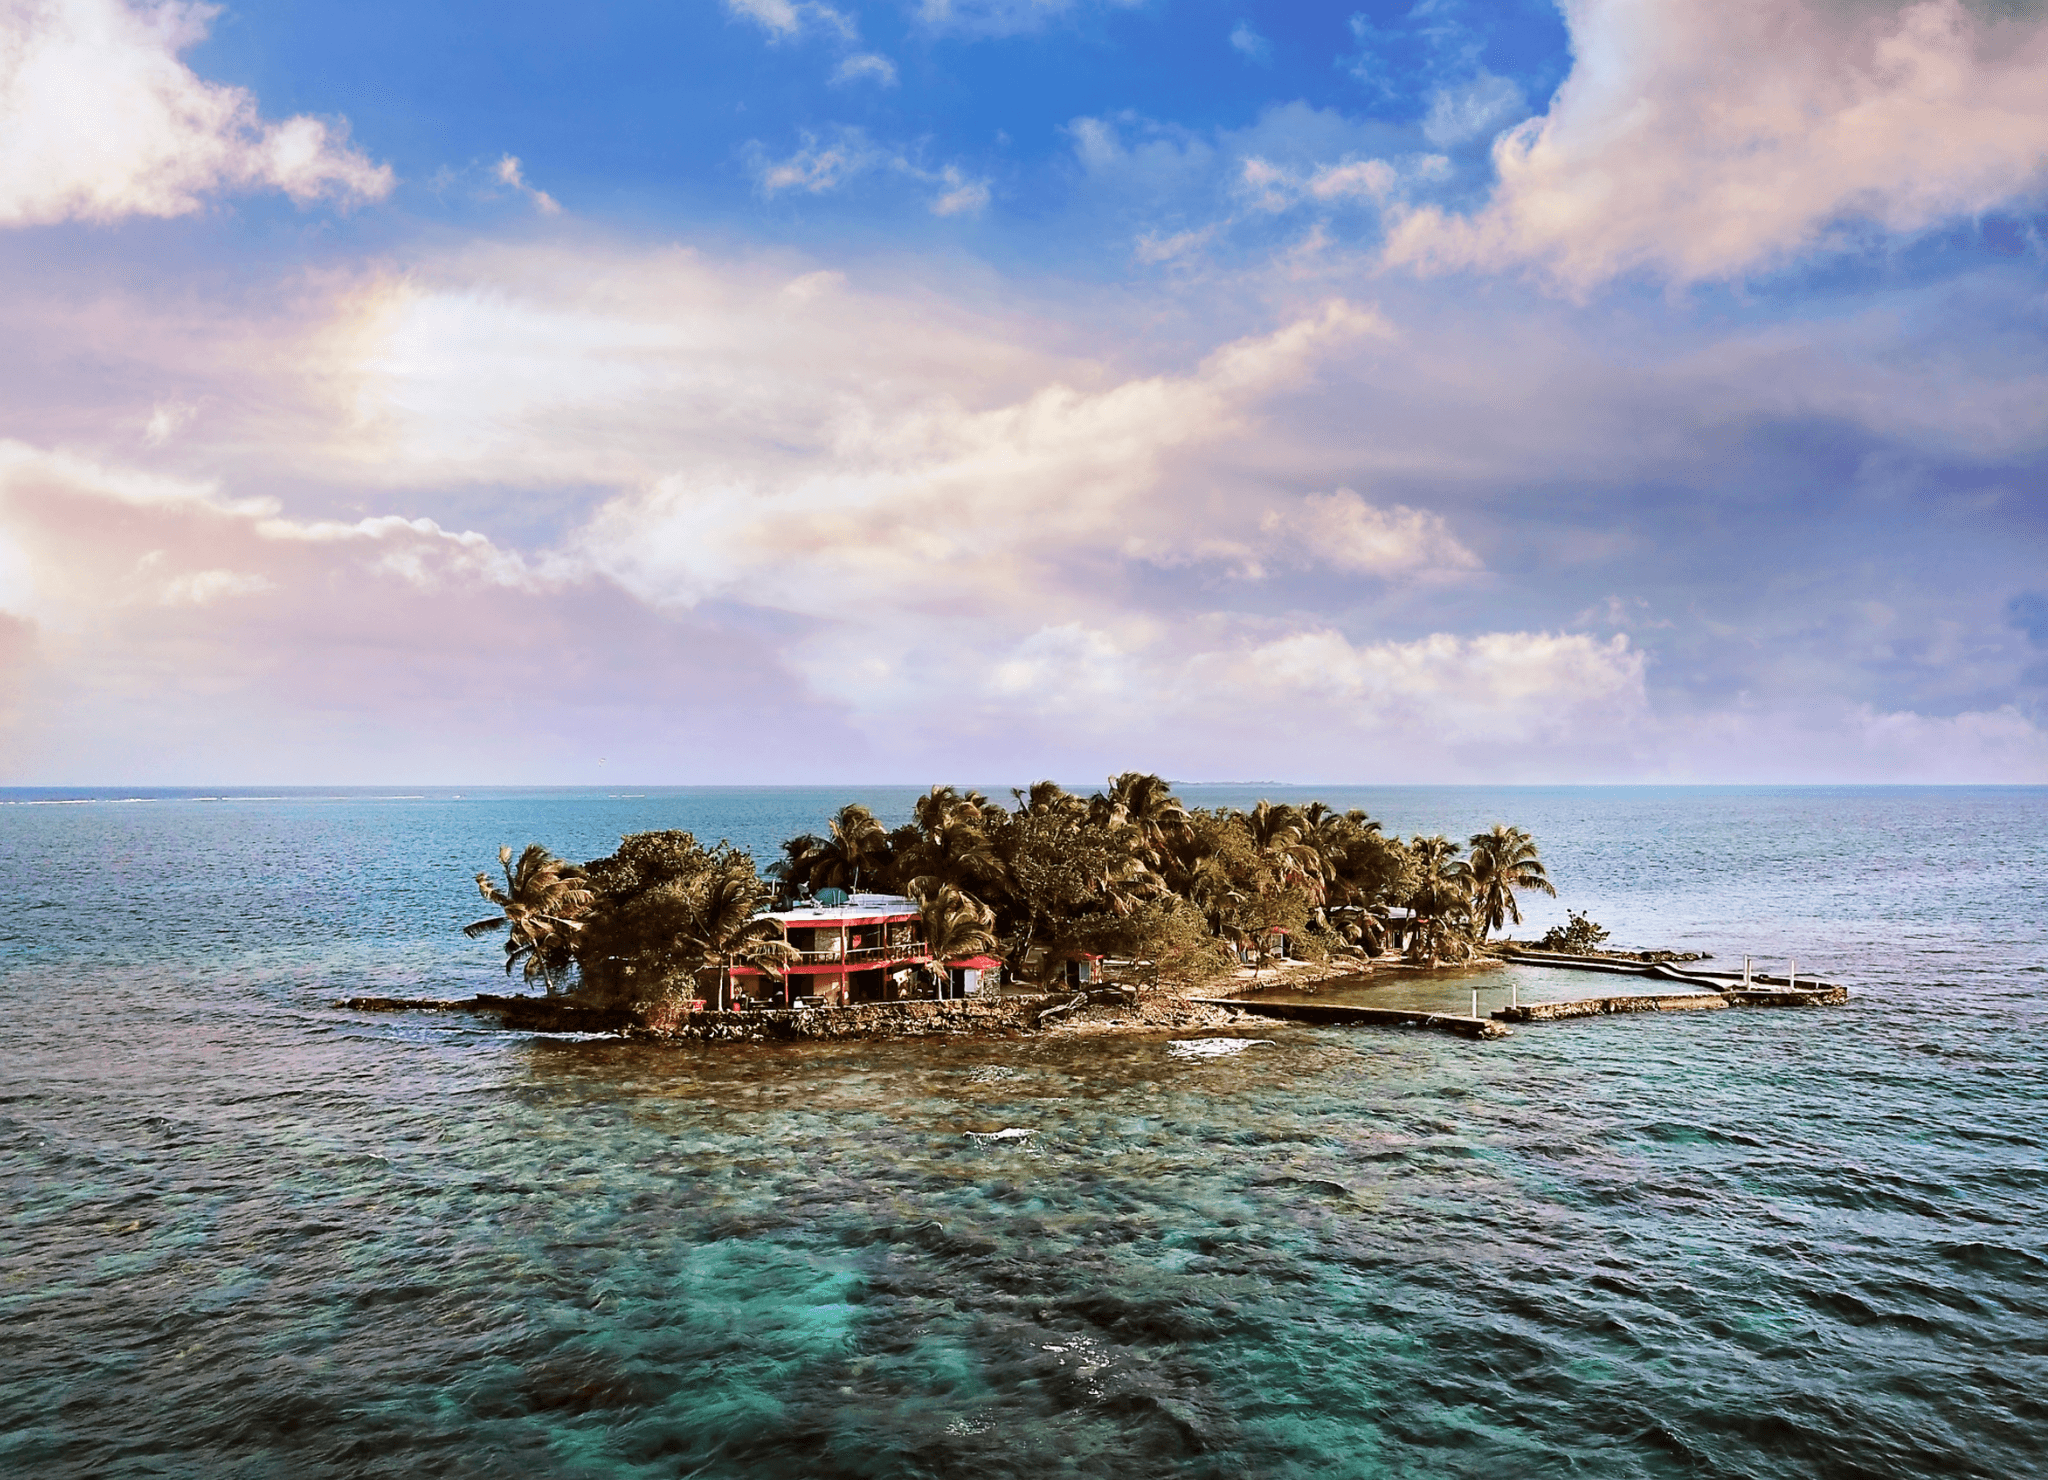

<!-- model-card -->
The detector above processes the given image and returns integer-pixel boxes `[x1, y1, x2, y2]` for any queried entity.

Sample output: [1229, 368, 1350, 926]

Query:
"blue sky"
[0, 0, 2044, 783]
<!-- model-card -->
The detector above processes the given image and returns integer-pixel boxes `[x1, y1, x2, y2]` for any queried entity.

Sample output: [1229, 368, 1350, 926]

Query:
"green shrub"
[1537, 911, 1610, 954]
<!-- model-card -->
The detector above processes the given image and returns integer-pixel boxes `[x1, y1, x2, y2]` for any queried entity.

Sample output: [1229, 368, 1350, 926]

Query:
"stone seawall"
[631, 997, 1063, 1041]
[338, 992, 1076, 1039]
[1493, 984, 1848, 1023]
[1494, 993, 1731, 1022]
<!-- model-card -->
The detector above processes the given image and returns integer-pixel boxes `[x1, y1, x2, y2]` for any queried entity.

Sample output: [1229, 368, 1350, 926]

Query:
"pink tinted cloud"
[0, 234, 2042, 783]
[1384, 0, 2048, 289]
[0, 442, 866, 781]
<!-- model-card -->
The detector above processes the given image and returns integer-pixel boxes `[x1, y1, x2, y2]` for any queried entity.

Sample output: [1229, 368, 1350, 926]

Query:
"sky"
[0, 0, 2045, 785]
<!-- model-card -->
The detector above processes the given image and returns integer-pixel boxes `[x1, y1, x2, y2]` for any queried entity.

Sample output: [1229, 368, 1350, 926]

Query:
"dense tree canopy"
[463, 778, 1562, 1001]
[756, 778, 1559, 982]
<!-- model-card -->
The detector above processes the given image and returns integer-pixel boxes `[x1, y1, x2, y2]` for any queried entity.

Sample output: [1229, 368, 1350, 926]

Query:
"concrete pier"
[1493, 992, 1728, 1022]
[1189, 997, 1509, 1040]
[1498, 947, 1842, 994]
[1493, 983, 1848, 1023]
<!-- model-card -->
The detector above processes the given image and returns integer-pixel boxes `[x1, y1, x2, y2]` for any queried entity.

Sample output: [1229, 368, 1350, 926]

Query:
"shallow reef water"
[2, 785, 2044, 1478]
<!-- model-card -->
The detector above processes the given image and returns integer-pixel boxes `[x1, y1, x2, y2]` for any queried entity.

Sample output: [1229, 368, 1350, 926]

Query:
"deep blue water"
[2, 785, 2044, 1478]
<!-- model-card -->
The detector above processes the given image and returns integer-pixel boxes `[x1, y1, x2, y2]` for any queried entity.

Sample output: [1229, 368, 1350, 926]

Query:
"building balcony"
[735, 945, 933, 978]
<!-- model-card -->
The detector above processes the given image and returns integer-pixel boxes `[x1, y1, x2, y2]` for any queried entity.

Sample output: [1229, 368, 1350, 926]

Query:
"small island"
[339, 774, 1842, 1041]
[396, 775, 1571, 1037]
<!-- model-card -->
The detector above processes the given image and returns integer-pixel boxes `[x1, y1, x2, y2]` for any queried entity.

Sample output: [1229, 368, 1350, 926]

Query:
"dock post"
[1511, 980, 1519, 1009]
[1472, 988, 1479, 1019]
[1789, 959, 1796, 990]
[1744, 956, 1751, 986]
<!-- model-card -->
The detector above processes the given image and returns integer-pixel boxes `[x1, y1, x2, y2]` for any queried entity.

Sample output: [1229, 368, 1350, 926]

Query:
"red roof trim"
[764, 910, 920, 927]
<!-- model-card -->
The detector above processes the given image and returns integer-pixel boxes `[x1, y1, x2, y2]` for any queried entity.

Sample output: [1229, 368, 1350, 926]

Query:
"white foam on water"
[965, 1127, 1035, 1142]
[1168, 1037, 1274, 1059]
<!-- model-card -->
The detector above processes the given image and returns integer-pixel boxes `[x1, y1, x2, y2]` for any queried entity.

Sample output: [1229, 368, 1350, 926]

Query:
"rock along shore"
[334, 986, 1272, 1041]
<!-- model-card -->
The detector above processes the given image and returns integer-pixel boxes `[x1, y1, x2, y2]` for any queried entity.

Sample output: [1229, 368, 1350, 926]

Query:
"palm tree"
[801, 804, 894, 893]
[1015, 779, 1085, 819]
[682, 865, 799, 1010]
[1090, 772, 1189, 860]
[766, 832, 824, 902]
[901, 786, 1001, 900]
[1467, 823, 1556, 942]
[1403, 835, 1474, 967]
[1240, 799, 1325, 903]
[463, 844, 595, 993]
[915, 885, 999, 998]
[1299, 803, 1362, 906]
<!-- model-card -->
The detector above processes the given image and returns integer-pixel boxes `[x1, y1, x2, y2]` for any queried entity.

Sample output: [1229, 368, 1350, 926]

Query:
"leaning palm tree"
[1467, 823, 1557, 941]
[463, 844, 595, 993]
[1090, 772, 1189, 861]
[1014, 779, 1086, 821]
[915, 884, 999, 998]
[681, 865, 800, 1010]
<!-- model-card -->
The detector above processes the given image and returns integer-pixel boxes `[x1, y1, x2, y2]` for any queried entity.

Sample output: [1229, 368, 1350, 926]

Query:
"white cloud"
[0, 0, 393, 226]
[1209, 627, 1648, 748]
[724, 0, 855, 39]
[726, 0, 801, 32]
[1260, 489, 1480, 578]
[575, 299, 1392, 629]
[927, 165, 990, 216]
[1841, 703, 2048, 780]
[1384, 0, 2048, 290]
[1240, 153, 1425, 213]
[832, 52, 899, 86]
[159, 567, 273, 604]
[1066, 111, 1224, 202]
[142, 399, 198, 446]
[750, 130, 988, 214]
[1229, 20, 1270, 63]
[8, 234, 2042, 782]
[494, 155, 561, 215]
[1420, 70, 1526, 148]
[915, 0, 1138, 39]
[1133, 225, 1216, 264]
[753, 128, 879, 195]
[1308, 158, 1399, 202]
[0, 439, 539, 621]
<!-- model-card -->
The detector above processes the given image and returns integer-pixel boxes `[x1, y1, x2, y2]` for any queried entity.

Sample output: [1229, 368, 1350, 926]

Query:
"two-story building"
[731, 893, 998, 1007]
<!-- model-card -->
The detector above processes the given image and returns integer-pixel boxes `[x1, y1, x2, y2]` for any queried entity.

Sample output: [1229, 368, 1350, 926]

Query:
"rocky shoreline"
[335, 947, 1843, 1045]
[335, 984, 1278, 1042]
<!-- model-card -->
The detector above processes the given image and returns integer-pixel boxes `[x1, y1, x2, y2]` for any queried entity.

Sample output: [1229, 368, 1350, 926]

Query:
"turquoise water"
[2, 786, 2044, 1477]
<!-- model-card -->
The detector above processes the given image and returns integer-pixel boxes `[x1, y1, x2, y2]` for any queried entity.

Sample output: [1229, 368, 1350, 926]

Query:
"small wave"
[966, 1127, 1035, 1142]
[1168, 1037, 1274, 1059]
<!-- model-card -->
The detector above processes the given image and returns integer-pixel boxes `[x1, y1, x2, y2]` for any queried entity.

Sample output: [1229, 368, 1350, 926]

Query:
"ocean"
[2, 785, 2043, 1478]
